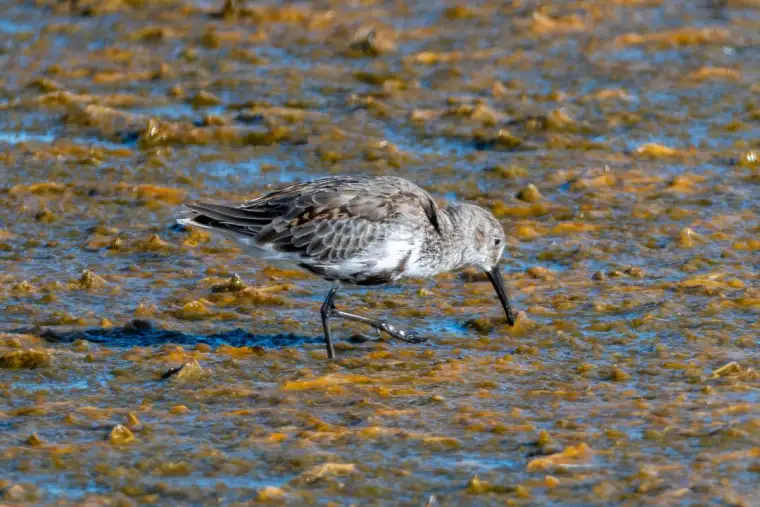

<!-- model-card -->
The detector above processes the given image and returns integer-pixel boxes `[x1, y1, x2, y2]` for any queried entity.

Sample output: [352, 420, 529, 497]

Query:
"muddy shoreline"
[1, 0, 758, 504]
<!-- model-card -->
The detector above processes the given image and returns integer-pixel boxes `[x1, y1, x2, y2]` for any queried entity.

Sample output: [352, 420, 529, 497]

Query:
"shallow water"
[1, 0, 759, 505]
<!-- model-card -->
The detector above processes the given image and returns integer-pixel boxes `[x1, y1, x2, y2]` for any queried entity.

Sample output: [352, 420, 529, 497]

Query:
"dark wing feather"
[183, 176, 441, 263]
[422, 194, 441, 234]
[185, 202, 272, 225]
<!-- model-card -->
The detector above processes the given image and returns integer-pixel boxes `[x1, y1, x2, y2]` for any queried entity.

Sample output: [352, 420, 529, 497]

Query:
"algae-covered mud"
[1, 0, 759, 504]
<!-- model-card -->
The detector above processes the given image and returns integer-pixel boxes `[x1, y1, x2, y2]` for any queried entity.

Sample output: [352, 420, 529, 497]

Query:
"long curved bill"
[486, 267, 516, 326]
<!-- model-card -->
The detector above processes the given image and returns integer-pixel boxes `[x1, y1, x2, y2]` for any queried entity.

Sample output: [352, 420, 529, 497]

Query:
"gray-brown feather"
[183, 176, 440, 265]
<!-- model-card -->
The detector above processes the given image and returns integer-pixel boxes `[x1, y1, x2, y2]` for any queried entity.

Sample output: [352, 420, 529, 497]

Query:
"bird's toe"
[405, 331, 428, 344]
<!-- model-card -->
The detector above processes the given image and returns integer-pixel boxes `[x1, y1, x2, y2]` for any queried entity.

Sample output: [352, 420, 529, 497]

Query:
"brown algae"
[0, 0, 758, 504]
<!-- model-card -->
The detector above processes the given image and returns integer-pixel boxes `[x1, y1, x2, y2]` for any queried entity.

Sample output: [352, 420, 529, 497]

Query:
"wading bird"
[179, 176, 517, 359]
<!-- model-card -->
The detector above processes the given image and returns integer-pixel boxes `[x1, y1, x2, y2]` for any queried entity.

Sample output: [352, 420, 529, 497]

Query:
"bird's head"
[447, 202, 516, 326]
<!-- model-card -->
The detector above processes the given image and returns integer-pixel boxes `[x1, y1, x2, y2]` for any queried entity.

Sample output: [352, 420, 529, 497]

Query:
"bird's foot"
[378, 323, 428, 344]
[400, 331, 427, 344]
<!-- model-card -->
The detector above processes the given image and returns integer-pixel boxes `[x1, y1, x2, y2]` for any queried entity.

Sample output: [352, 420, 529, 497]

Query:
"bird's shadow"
[28, 319, 321, 350]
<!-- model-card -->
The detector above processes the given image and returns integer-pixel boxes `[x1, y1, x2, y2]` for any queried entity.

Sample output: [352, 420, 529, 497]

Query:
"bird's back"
[179, 176, 441, 284]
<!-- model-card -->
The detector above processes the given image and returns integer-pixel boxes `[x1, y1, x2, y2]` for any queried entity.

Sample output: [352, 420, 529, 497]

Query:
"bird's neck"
[415, 205, 473, 275]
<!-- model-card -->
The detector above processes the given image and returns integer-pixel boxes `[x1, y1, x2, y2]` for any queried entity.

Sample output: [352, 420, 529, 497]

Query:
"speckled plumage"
[179, 175, 517, 359]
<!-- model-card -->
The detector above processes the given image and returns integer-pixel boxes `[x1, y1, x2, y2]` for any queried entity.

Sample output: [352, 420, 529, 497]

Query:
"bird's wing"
[183, 176, 440, 263]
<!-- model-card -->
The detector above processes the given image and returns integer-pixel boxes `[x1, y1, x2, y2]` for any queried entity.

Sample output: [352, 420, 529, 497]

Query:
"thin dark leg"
[331, 309, 427, 344]
[320, 284, 339, 360]
[320, 285, 428, 359]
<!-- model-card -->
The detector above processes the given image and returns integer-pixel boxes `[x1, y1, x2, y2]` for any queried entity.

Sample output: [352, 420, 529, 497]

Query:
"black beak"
[486, 266, 516, 326]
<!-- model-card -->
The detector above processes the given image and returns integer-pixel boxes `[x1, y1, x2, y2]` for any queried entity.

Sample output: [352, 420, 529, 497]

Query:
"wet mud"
[0, 0, 758, 504]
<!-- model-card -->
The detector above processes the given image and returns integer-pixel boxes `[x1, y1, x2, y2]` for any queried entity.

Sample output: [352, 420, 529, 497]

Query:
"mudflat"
[0, 0, 758, 504]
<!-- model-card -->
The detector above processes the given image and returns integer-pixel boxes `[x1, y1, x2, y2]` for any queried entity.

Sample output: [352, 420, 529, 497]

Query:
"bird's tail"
[176, 209, 220, 231]
[177, 203, 264, 239]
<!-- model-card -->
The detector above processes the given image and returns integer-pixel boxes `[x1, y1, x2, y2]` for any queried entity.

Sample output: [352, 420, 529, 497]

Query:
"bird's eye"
[494, 238, 502, 247]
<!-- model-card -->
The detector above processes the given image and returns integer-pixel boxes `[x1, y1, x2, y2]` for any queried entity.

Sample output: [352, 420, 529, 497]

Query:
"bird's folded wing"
[183, 176, 439, 263]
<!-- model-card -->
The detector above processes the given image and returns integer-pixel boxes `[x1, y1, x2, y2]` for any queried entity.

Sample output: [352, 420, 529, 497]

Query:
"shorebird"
[178, 176, 517, 359]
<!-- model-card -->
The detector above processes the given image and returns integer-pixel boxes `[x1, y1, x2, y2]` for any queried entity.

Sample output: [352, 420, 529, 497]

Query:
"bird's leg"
[320, 284, 339, 360]
[321, 285, 427, 359]
[329, 308, 428, 344]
